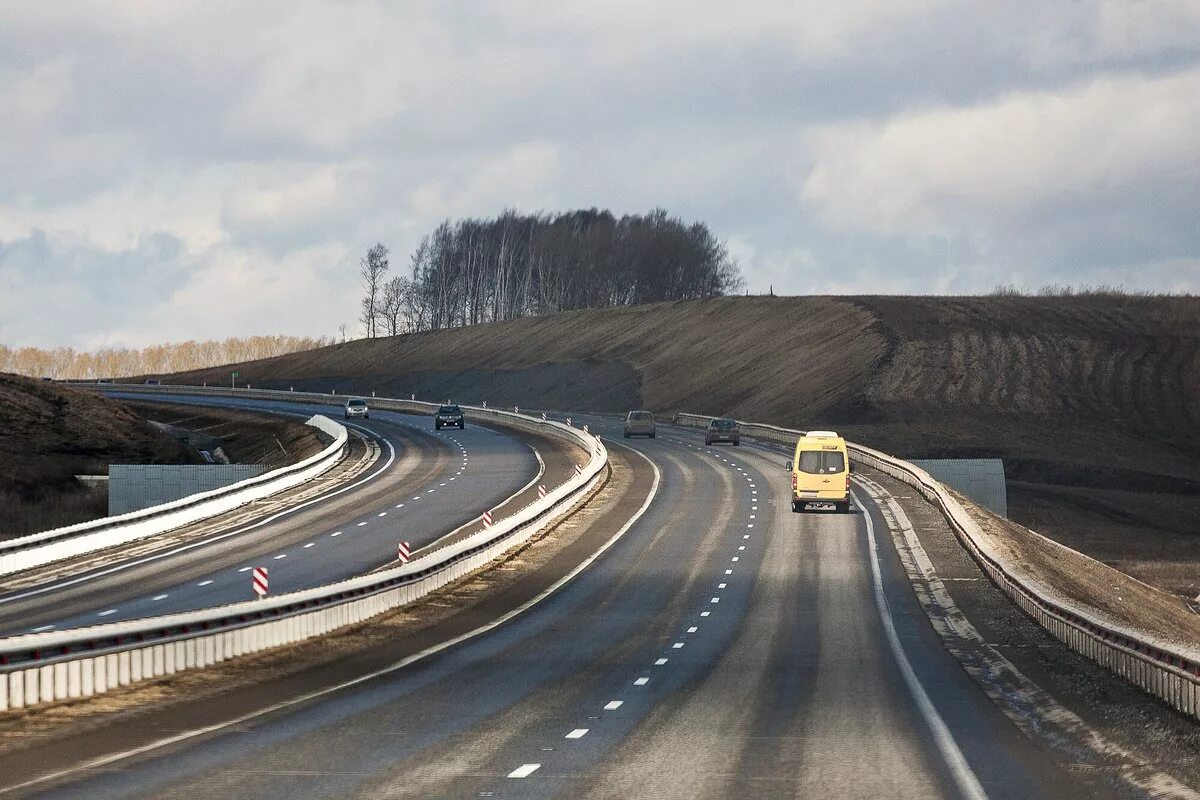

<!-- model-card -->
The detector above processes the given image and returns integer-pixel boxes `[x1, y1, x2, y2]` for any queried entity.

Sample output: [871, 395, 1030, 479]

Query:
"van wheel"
[792, 500, 804, 513]
[836, 501, 851, 514]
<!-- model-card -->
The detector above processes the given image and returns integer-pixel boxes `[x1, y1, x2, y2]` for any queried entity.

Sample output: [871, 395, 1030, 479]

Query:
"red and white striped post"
[541, 412, 547, 421]
[514, 405, 519, 414]
[537, 484, 546, 500]
[574, 464, 584, 477]
[398, 541, 412, 564]
[252, 567, 269, 598]
[583, 424, 589, 434]
[482, 510, 494, 528]
[566, 417, 572, 427]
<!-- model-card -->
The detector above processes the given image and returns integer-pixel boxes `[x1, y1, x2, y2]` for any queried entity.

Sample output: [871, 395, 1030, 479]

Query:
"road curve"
[0, 394, 553, 635]
[2, 414, 1147, 799]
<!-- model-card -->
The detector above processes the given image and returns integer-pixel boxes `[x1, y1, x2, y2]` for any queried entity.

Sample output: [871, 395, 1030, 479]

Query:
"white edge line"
[1, 443, 661, 796]
[855, 485, 989, 800]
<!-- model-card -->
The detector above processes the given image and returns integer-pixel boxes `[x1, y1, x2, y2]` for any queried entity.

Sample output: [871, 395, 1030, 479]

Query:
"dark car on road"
[705, 417, 740, 446]
[435, 404, 464, 430]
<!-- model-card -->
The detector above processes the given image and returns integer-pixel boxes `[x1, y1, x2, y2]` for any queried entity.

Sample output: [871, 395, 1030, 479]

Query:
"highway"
[1, 404, 1137, 799]
[0, 394, 557, 635]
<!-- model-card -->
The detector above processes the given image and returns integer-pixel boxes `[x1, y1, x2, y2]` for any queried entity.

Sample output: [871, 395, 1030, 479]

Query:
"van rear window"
[798, 451, 846, 474]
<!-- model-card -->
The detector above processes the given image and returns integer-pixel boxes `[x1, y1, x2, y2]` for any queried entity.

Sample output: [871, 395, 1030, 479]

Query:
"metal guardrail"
[0, 386, 606, 712]
[674, 412, 1200, 721]
[0, 412, 348, 576]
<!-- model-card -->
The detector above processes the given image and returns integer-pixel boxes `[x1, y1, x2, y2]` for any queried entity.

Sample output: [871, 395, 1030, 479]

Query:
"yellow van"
[787, 430, 852, 513]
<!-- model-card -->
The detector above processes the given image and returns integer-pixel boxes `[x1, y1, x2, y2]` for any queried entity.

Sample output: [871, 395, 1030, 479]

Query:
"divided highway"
[3, 405, 1150, 799]
[0, 394, 549, 635]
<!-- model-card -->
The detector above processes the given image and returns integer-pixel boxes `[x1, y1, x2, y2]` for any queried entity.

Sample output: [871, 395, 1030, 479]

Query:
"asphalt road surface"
[3, 407, 1136, 800]
[0, 394, 550, 635]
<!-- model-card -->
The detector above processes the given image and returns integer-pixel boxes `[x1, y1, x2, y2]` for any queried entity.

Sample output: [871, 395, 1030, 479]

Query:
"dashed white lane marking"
[395, 503, 404, 508]
[303, 543, 315, 549]
[743, 535, 750, 540]
[97, 609, 117, 617]
[449, 477, 456, 481]
[412, 496, 421, 500]
[673, 642, 685, 648]
[426, 489, 435, 493]
[687, 626, 698, 633]
[718, 583, 727, 589]
[634, 677, 649, 686]
[238, 566, 252, 572]
[378, 511, 387, 517]
[274, 554, 287, 560]
[750, 515, 756, 519]
[439, 483, 446, 487]
[747, 523, 754, 528]
[152, 594, 169, 601]
[565, 729, 589, 739]
[31, 624, 55, 632]
[655, 658, 668, 665]
[701, 611, 710, 617]
[604, 700, 624, 710]
[357, 522, 368, 527]
[197, 580, 213, 587]
[732, 556, 739, 562]
[710, 597, 720, 603]
[725, 569, 733, 575]
[508, 764, 541, 779]
[330, 531, 342, 537]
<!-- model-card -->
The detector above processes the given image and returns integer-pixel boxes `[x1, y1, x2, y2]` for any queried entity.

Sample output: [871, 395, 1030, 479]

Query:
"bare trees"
[0, 335, 333, 380]
[389, 208, 742, 333]
[358, 243, 390, 338]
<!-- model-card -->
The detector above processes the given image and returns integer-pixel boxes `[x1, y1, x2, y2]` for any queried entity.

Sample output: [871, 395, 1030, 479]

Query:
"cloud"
[1, 1, 1198, 349]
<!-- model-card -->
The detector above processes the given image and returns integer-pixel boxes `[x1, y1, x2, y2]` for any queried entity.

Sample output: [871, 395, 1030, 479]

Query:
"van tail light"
[792, 473, 797, 491]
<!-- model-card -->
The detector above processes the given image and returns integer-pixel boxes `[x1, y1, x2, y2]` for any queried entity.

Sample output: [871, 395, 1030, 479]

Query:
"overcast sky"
[2, 1, 1198, 349]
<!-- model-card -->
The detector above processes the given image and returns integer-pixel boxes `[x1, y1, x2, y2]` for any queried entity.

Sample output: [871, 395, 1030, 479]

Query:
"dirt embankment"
[159, 294, 1200, 595]
[0, 374, 198, 538]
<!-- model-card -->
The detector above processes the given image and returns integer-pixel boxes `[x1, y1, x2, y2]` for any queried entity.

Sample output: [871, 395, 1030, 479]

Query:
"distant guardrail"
[0, 386, 607, 712]
[0, 412, 348, 577]
[674, 412, 1200, 722]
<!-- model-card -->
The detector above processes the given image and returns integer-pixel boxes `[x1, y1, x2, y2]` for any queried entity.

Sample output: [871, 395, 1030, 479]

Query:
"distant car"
[344, 398, 370, 419]
[144, 379, 161, 385]
[435, 404, 464, 430]
[40, 376, 53, 382]
[623, 410, 656, 438]
[705, 417, 740, 446]
[97, 378, 113, 384]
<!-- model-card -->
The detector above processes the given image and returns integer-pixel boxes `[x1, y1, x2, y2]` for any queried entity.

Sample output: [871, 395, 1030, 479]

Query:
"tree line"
[360, 208, 743, 335]
[0, 335, 333, 380]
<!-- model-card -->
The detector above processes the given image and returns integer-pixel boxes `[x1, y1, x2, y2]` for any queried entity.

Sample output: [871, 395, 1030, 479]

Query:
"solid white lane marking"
[655, 658, 668, 665]
[303, 543, 315, 549]
[673, 642, 685, 649]
[508, 764, 540, 779]
[274, 554, 287, 560]
[566, 729, 589, 739]
[152, 594, 168, 601]
[687, 626, 698, 633]
[634, 677, 649, 686]
[197, 580, 213, 587]
[97, 609, 117, 617]
[855, 486, 989, 800]
[604, 700, 623, 710]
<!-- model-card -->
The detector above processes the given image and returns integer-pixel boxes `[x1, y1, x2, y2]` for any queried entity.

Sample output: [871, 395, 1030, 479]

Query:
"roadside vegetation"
[357, 208, 744, 336]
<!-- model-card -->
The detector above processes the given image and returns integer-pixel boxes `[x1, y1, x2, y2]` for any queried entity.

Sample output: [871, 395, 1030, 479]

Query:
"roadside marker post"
[575, 464, 583, 477]
[398, 541, 412, 564]
[566, 417, 572, 427]
[583, 424, 589, 434]
[514, 406, 519, 414]
[541, 412, 547, 421]
[538, 484, 546, 501]
[482, 510, 494, 529]
[252, 567, 268, 598]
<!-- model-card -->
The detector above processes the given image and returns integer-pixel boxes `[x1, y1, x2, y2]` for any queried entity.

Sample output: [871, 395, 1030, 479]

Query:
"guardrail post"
[0, 674, 8, 712]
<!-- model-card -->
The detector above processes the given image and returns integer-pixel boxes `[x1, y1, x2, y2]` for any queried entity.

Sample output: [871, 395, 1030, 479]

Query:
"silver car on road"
[623, 410, 656, 438]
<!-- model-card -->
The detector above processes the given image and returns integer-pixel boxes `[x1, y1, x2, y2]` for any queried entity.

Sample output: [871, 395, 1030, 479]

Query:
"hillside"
[163, 295, 1200, 594]
[0, 373, 199, 537]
